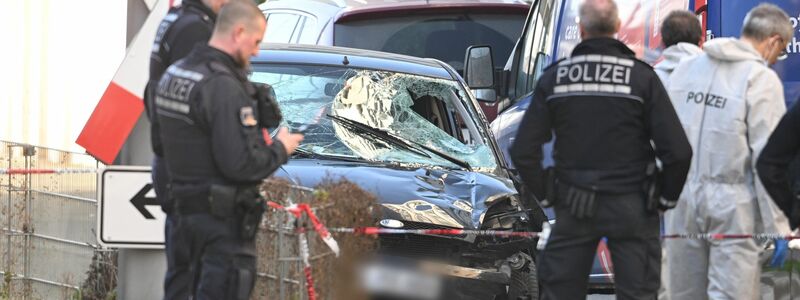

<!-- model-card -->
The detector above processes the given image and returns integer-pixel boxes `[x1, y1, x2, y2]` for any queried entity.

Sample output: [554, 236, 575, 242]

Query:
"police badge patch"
[240, 107, 258, 127]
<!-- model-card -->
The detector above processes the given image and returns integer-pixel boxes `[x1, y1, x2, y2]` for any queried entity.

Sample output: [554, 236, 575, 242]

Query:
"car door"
[263, 10, 319, 44]
[491, 0, 560, 170]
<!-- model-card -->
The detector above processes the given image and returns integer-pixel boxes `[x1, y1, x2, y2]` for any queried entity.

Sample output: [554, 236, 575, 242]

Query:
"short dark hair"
[214, 0, 265, 34]
[579, 0, 619, 37]
[661, 10, 703, 47]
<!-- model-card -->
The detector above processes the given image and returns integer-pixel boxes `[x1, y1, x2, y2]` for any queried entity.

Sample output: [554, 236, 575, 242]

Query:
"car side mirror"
[464, 45, 495, 89]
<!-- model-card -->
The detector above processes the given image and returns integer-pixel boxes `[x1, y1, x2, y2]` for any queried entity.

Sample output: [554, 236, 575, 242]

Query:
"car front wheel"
[507, 253, 538, 300]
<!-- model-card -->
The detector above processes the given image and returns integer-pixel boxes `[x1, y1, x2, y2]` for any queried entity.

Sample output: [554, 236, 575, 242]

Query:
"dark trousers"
[163, 215, 189, 300]
[537, 191, 660, 300]
[165, 212, 257, 300]
[152, 156, 182, 299]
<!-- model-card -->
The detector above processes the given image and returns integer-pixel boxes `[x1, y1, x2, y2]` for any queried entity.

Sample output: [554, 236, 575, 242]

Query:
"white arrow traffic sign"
[98, 166, 165, 249]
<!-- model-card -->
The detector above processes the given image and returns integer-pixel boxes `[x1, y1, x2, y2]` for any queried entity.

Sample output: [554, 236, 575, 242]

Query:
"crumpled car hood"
[276, 159, 517, 230]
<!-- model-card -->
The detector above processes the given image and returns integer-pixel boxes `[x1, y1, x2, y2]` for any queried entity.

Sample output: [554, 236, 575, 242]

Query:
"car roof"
[262, 0, 529, 9]
[336, 0, 530, 22]
[253, 43, 455, 80]
[260, 0, 530, 22]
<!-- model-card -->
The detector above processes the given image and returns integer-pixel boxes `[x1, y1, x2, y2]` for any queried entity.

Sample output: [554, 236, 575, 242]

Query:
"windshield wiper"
[326, 114, 472, 171]
[326, 114, 430, 158]
[292, 147, 370, 163]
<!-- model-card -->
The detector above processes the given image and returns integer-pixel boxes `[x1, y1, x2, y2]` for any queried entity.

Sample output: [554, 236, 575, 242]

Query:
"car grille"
[378, 221, 467, 259]
[396, 221, 470, 238]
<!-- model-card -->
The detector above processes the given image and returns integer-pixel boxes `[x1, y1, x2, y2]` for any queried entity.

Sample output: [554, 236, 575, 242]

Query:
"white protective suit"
[655, 42, 703, 86]
[664, 38, 791, 300]
[653, 42, 703, 300]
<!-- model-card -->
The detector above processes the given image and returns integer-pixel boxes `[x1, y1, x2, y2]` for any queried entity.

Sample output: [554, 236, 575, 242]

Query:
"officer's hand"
[276, 127, 303, 155]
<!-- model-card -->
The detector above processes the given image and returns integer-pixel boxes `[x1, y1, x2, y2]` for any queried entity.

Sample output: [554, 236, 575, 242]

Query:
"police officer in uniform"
[509, 0, 692, 299]
[758, 102, 800, 229]
[155, 1, 303, 299]
[144, 0, 227, 297]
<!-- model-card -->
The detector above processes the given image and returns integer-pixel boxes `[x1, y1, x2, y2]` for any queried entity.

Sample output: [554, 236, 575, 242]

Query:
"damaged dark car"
[250, 44, 547, 300]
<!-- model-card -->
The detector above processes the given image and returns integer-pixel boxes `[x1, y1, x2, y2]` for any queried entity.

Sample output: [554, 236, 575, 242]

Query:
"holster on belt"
[236, 187, 265, 240]
[643, 162, 662, 213]
[208, 184, 265, 240]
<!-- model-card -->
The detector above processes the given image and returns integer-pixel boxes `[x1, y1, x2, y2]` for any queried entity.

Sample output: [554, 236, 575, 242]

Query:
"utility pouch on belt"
[543, 167, 557, 207]
[563, 184, 597, 219]
[209, 184, 237, 219]
[236, 187, 265, 240]
[644, 163, 662, 213]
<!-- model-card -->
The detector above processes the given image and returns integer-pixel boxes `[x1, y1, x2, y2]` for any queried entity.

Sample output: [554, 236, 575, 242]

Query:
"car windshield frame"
[249, 61, 501, 173]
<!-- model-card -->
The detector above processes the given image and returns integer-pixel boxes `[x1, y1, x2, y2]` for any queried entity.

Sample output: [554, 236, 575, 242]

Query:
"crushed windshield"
[250, 64, 498, 171]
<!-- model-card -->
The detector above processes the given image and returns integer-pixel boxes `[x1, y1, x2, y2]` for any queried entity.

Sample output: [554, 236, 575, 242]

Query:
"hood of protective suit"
[656, 43, 703, 74]
[655, 43, 704, 86]
[703, 38, 766, 63]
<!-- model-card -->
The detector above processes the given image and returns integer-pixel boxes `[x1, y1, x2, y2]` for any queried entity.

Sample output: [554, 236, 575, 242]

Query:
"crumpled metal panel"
[278, 160, 517, 230]
[256, 64, 517, 230]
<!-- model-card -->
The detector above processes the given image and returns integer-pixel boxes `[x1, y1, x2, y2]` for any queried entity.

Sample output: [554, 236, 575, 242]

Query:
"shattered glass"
[250, 64, 498, 171]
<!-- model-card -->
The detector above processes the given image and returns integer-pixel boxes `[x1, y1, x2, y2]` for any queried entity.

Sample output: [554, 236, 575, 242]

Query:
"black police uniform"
[147, 0, 216, 203]
[144, 1, 215, 297]
[758, 102, 800, 229]
[156, 44, 289, 299]
[510, 37, 692, 300]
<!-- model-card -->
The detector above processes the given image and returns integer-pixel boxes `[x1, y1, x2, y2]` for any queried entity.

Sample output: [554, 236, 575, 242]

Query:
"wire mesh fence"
[256, 179, 378, 300]
[0, 141, 110, 300]
[0, 140, 378, 299]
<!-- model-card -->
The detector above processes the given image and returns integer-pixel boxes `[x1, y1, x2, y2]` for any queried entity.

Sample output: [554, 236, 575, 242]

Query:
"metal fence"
[255, 179, 377, 300]
[0, 141, 374, 300]
[255, 181, 335, 300]
[0, 141, 110, 300]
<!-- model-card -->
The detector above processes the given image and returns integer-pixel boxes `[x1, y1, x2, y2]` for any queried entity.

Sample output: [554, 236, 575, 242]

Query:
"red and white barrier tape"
[265, 200, 800, 299]
[330, 227, 800, 241]
[268, 201, 800, 241]
[268, 201, 323, 300]
[329, 227, 541, 238]
[266, 201, 340, 257]
[297, 227, 317, 300]
[662, 234, 800, 240]
[303, 265, 317, 300]
[0, 168, 97, 175]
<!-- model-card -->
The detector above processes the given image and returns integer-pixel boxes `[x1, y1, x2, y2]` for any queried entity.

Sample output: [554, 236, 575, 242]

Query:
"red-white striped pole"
[76, 0, 174, 164]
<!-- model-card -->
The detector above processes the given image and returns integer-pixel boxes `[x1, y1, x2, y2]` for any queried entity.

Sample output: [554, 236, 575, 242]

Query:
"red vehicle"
[259, 0, 532, 122]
